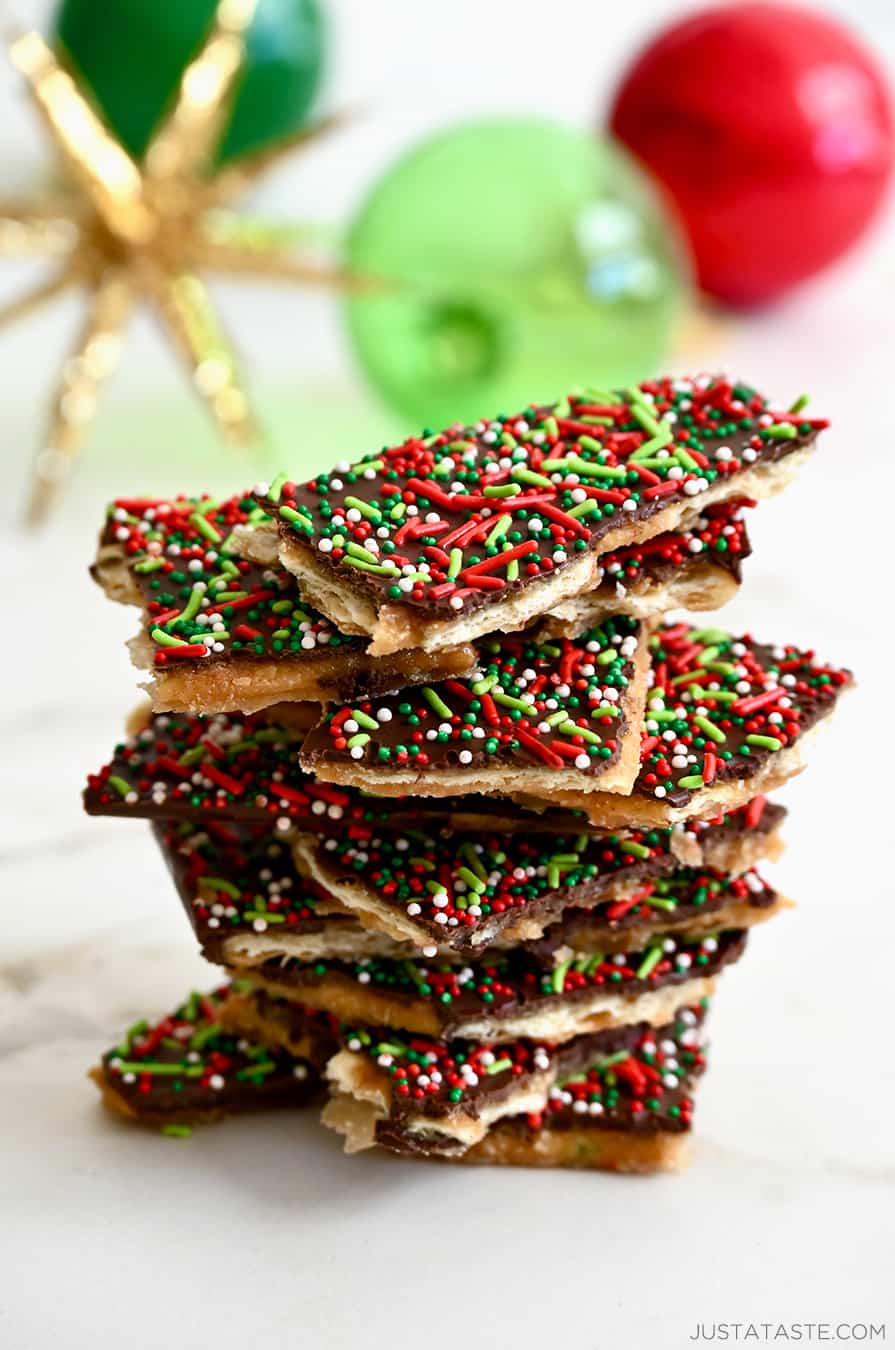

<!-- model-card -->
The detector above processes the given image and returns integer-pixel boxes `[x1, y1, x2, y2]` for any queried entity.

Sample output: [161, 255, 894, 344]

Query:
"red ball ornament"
[609, 2, 894, 305]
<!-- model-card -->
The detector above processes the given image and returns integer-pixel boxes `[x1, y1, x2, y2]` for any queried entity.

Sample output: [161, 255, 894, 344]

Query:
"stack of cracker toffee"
[84, 375, 851, 1170]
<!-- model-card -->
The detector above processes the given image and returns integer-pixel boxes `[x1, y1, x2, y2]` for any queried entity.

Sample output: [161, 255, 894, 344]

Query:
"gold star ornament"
[1, 0, 363, 524]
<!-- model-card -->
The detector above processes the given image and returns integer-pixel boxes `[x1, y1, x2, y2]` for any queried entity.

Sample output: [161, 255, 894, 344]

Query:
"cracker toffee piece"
[538, 499, 752, 635]
[523, 621, 852, 827]
[89, 985, 331, 1132]
[222, 985, 707, 1162]
[92, 492, 475, 714]
[235, 926, 747, 1043]
[300, 616, 652, 799]
[255, 375, 825, 655]
[295, 797, 785, 953]
[155, 815, 785, 965]
[81, 708, 729, 836]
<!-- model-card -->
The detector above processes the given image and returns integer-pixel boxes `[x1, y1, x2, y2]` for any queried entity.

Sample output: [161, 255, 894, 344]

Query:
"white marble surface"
[2, 3, 895, 1345]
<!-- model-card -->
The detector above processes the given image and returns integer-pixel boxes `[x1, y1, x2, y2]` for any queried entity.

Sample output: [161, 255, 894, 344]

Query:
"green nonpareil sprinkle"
[636, 945, 665, 979]
[421, 686, 453, 719]
[343, 495, 383, 522]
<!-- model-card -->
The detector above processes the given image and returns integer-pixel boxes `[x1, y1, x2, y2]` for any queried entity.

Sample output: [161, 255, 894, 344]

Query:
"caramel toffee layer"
[93, 492, 474, 705]
[83, 710, 659, 835]
[300, 616, 647, 789]
[91, 985, 330, 1128]
[257, 375, 823, 627]
[239, 930, 746, 1040]
[298, 798, 784, 952]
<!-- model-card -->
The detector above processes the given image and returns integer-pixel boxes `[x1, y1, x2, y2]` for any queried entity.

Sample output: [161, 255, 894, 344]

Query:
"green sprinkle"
[351, 709, 379, 731]
[693, 715, 726, 744]
[421, 686, 453, 720]
[764, 423, 797, 440]
[482, 483, 521, 498]
[677, 774, 705, 789]
[788, 394, 809, 414]
[343, 495, 383, 522]
[636, 945, 664, 979]
[107, 775, 132, 798]
[161, 1124, 193, 1138]
[188, 512, 222, 543]
[278, 505, 313, 532]
[447, 548, 463, 580]
[491, 691, 538, 716]
[745, 733, 783, 750]
[346, 733, 370, 750]
[511, 466, 554, 488]
[150, 627, 191, 648]
[485, 514, 512, 547]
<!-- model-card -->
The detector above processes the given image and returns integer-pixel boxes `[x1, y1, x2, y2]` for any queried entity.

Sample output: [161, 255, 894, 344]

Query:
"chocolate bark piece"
[89, 985, 333, 1131]
[92, 492, 475, 714]
[460, 1001, 707, 1172]
[538, 500, 752, 636]
[335, 1002, 710, 1161]
[521, 868, 787, 961]
[155, 814, 784, 966]
[82, 710, 660, 835]
[523, 621, 852, 827]
[295, 800, 785, 953]
[222, 986, 707, 1158]
[299, 616, 651, 799]
[255, 375, 824, 655]
[235, 928, 746, 1042]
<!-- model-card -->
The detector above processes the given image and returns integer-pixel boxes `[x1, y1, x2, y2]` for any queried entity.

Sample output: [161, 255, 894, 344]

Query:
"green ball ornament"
[53, 0, 325, 165]
[345, 119, 688, 430]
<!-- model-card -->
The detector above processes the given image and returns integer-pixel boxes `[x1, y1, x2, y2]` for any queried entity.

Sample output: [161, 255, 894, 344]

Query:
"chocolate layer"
[257, 376, 822, 622]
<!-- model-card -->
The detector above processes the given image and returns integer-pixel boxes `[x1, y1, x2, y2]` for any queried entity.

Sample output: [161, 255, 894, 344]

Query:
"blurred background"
[2, 0, 895, 1199]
